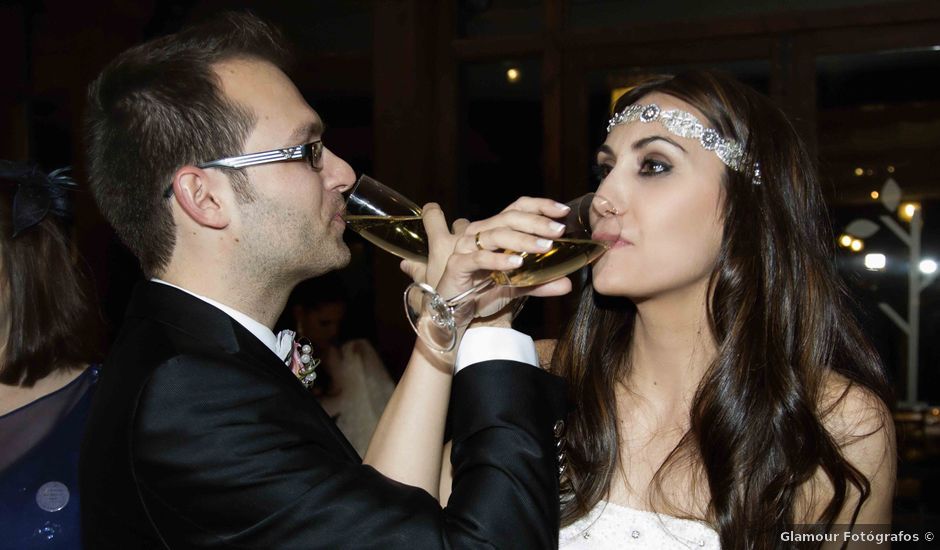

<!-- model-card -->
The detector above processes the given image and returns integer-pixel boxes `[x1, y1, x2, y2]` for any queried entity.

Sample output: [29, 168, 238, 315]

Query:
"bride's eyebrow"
[632, 135, 687, 153]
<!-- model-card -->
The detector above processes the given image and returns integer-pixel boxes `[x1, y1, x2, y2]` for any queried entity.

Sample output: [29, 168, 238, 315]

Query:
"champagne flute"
[404, 193, 620, 352]
[342, 174, 428, 263]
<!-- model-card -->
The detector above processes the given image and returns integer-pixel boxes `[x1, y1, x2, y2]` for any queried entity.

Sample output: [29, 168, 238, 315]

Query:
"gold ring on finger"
[475, 231, 485, 251]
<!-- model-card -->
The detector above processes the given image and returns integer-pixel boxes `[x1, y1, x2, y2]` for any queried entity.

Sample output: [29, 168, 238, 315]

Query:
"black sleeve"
[132, 356, 566, 549]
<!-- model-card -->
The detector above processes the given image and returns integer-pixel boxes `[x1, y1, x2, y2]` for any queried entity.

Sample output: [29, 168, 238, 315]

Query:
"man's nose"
[321, 147, 356, 194]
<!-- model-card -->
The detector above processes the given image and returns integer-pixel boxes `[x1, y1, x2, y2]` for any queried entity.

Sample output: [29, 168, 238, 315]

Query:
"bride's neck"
[624, 288, 716, 409]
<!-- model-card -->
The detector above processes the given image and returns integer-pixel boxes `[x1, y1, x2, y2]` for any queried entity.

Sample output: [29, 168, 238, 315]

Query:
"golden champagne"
[345, 215, 429, 263]
[490, 238, 608, 287]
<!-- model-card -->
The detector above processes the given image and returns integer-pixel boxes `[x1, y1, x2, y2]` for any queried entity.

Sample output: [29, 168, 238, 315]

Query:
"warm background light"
[506, 67, 521, 83]
[854, 167, 864, 176]
[850, 239, 864, 252]
[899, 201, 920, 222]
[920, 259, 938, 275]
[870, 190, 880, 200]
[610, 86, 630, 111]
[839, 234, 854, 247]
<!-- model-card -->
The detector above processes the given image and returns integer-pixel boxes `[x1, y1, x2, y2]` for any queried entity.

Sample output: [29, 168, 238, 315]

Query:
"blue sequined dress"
[0, 366, 98, 549]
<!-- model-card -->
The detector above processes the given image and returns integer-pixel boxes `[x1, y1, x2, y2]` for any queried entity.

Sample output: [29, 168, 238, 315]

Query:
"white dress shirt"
[151, 279, 283, 358]
[454, 327, 539, 373]
[153, 279, 537, 373]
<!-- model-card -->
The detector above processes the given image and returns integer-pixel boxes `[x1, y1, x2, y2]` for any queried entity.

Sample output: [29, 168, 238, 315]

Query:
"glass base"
[404, 282, 457, 352]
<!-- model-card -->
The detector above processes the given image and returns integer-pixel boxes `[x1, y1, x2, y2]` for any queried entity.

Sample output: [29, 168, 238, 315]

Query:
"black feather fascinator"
[0, 161, 78, 237]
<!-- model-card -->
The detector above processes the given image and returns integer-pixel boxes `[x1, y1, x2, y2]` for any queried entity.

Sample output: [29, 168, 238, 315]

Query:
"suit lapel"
[127, 281, 361, 461]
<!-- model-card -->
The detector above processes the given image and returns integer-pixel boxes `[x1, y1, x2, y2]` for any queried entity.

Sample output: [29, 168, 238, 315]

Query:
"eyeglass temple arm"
[197, 147, 304, 170]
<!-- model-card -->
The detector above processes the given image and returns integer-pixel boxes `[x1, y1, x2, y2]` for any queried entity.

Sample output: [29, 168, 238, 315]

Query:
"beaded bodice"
[559, 501, 721, 549]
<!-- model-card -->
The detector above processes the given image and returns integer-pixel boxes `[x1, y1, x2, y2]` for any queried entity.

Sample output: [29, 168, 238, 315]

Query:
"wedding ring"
[475, 231, 485, 251]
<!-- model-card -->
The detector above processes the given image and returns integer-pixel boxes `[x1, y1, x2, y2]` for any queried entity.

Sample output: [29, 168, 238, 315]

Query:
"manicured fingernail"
[536, 239, 553, 250]
[555, 202, 571, 211]
[550, 221, 565, 233]
[508, 255, 524, 267]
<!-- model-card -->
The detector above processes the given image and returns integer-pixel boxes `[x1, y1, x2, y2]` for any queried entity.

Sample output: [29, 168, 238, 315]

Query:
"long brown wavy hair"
[553, 70, 892, 548]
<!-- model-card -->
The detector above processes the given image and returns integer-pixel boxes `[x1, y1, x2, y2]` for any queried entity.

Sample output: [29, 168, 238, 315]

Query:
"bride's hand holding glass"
[433, 197, 576, 310]
[401, 198, 575, 346]
[407, 193, 620, 352]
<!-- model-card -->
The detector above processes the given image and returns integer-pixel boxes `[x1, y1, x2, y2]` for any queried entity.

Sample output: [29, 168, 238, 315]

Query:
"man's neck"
[156, 270, 289, 330]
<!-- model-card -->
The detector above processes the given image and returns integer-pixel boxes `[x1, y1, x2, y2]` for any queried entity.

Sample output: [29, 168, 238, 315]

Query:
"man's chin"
[296, 242, 351, 280]
[324, 242, 352, 271]
[335, 246, 352, 268]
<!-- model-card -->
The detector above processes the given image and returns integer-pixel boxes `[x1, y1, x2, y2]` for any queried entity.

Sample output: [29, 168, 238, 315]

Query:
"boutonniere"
[275, 330, 320, 389]
[288, 336, 320, 389]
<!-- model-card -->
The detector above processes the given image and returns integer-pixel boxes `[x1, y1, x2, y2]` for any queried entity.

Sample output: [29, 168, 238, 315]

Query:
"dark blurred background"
[2, 0, 938, 534]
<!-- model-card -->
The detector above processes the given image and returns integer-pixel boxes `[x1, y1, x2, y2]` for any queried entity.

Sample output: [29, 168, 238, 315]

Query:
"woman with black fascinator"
[0, 162, 102, 549]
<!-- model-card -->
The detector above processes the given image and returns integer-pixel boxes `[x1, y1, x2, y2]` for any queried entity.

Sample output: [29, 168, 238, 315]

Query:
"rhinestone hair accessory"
[607, 103, 762, 185]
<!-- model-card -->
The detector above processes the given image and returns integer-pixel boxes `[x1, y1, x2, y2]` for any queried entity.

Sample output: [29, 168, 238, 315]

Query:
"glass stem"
[444, 277, 496, 309]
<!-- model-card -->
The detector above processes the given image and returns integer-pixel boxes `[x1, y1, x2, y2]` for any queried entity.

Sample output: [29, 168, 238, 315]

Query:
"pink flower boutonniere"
[289, 336, 320, 389]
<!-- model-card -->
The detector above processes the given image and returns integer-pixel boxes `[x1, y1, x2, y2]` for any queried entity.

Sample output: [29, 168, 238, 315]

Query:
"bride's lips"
[592, 231, 633, 249]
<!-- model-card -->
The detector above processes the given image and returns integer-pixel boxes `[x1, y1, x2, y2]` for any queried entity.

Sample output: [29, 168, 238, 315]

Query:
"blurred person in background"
[286, 273, 394, 455]
[0, 161, 102, 549]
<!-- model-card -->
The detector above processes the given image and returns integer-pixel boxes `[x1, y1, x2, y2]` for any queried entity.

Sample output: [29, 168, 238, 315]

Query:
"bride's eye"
[639, 158, 671, 176]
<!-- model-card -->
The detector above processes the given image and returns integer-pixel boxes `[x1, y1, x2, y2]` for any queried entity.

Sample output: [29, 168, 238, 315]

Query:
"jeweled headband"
[607, 103, 762, 185]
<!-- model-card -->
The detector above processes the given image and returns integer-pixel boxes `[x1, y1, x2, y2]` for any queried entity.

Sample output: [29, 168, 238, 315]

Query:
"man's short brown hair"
[85, 12, 290, 276]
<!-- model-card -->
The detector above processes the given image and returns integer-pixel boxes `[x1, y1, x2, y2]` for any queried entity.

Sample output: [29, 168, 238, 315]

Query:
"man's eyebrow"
[632, 135, 687, 153]
[289, 119, 324, 144]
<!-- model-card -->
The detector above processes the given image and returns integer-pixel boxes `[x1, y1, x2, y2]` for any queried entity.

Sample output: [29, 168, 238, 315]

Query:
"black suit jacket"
[80, 282, 566, 549]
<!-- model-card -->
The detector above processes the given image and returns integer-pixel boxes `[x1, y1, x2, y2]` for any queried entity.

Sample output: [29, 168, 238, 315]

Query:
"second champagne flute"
[404, 193, 620, 352]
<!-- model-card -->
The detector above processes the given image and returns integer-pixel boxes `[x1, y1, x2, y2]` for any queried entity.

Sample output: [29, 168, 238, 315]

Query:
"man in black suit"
[80, 12, 567, 550]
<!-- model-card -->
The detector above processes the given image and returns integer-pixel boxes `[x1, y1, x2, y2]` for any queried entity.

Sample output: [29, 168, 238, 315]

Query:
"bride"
[374, 69, 896, 549]
[557, 70, 894, 548]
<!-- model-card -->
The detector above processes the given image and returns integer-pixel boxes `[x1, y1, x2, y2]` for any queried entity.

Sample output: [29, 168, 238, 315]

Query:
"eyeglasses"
[163, 140, 324, 198]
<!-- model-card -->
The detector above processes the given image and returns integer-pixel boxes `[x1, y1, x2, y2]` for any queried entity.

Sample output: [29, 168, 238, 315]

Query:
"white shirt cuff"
[454, 327, 538, 373]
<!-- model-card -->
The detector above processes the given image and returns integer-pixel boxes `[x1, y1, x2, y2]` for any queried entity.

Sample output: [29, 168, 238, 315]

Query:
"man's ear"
[168, 166, 231, 230]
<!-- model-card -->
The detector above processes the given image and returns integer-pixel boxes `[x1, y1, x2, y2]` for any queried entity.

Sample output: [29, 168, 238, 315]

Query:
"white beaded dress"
[559, 501, 721, 549]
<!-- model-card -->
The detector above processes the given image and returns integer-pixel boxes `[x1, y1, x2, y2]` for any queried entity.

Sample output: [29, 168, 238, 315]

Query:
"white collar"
[150, 279, 281, 358]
